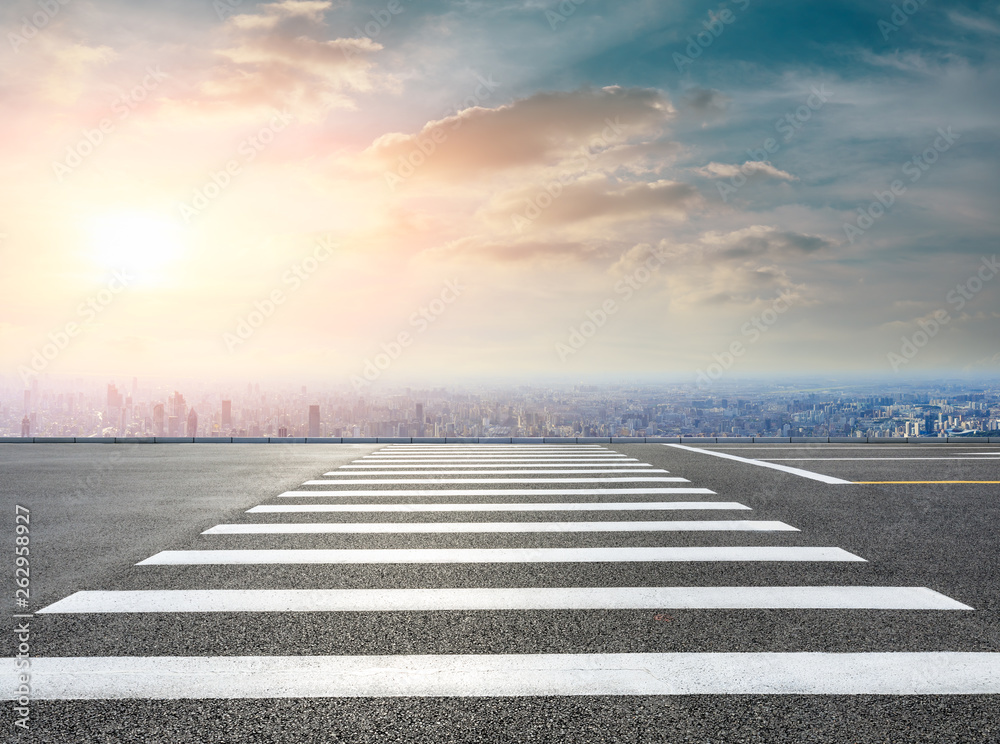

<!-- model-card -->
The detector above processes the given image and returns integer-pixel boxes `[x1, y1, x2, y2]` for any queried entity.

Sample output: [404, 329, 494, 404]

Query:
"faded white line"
[358, 458, 636, 463]
[202, 521, 796, 534]
[16, 653, 997, 697]
[378, 446, 608, 450]
[37, 586, 971, 614]
[247, 502, 751, 513]
[137, 547, 864, 565]
[340, 463, 653, 469]
[302, 478, 689, 485]
[323, 469, 668, 476]
[278, 488, 717, 497]
[664, 444, 853, 485]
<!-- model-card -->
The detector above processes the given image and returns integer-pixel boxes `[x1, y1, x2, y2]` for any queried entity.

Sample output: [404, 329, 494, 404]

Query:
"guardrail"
[0, 436, 996, 444]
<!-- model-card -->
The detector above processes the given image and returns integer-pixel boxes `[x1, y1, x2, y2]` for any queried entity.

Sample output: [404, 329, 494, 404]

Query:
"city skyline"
[6, 374, 999, 441]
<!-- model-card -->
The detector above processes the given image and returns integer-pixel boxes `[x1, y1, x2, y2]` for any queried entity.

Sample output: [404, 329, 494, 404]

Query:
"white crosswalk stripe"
[246, 501, 752, 513]
[301, 477, 689, 484]
[278, 488, 718, 497]
[200, 520, 799, 534]
[38, 586, 972, 613]
[21, 444, 983, 702]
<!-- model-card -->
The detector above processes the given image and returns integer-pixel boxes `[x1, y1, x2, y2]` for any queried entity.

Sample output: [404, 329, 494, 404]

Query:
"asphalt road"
[3, 442, 999, 743]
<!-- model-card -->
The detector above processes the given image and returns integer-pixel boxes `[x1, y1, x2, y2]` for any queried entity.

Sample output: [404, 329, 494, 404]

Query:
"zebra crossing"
[19, 444, 1000, 699]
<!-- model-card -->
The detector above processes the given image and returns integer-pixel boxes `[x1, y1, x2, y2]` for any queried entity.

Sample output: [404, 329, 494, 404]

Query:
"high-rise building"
[221, 400, 232, 430]
[186, 409, 198, 437]
[153, 404, 165, 436]
[107, 383, 123, 410]
[308, 405, 320, 437]
[20, 416, 30, 437]
[169, 391, 186, 421]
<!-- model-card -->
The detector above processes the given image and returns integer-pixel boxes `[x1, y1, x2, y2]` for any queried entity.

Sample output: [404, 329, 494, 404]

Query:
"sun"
[87, 212, 186, 273]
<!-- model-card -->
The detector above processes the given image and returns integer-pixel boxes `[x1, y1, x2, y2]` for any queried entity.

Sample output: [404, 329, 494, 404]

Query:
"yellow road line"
[854, 480, 1000, 484]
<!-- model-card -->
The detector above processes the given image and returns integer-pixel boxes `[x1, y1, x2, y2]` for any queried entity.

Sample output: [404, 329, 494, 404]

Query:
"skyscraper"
[186, 409, 198, 437]
[20, 416, 30, 437]
[153, 404, 165, 436]
[221, 400, 232, 430]
[308, 405, 320, 437]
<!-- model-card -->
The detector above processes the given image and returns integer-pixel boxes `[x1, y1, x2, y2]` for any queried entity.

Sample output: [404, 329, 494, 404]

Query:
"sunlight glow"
[87, 212, 186, 273]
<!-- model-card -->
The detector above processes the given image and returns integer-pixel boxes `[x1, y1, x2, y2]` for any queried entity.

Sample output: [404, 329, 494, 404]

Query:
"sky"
[1, 0, 998, 389]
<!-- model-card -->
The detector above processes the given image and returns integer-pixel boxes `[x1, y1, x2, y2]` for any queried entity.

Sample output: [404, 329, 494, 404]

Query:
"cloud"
[679, 87, 730, 120]
[693, 161, 797, 181]
[948, 11, 1000, 36]
[368, 86, 674, 179]
[229, 1, 334, 30]
[701, 225, 833, 259]
[488, 176, 700, 232]
[200, 0, 383, 117]
[423, 236, 596, 265]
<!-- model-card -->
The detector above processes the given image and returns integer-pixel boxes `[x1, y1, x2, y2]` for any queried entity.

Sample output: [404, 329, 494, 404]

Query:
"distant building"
[308, 405, 320, 437]
[169, 391, 186, 421]
[278, 426, 288, 438]
[20, 416, 30, 437]
[153, 404, 165, 436]
[186, 409, 198, 437]
[221, 400, 232, 430]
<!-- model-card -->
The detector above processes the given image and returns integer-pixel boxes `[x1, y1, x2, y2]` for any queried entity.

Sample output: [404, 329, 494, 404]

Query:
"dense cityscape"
[3, 377, 999, 440]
